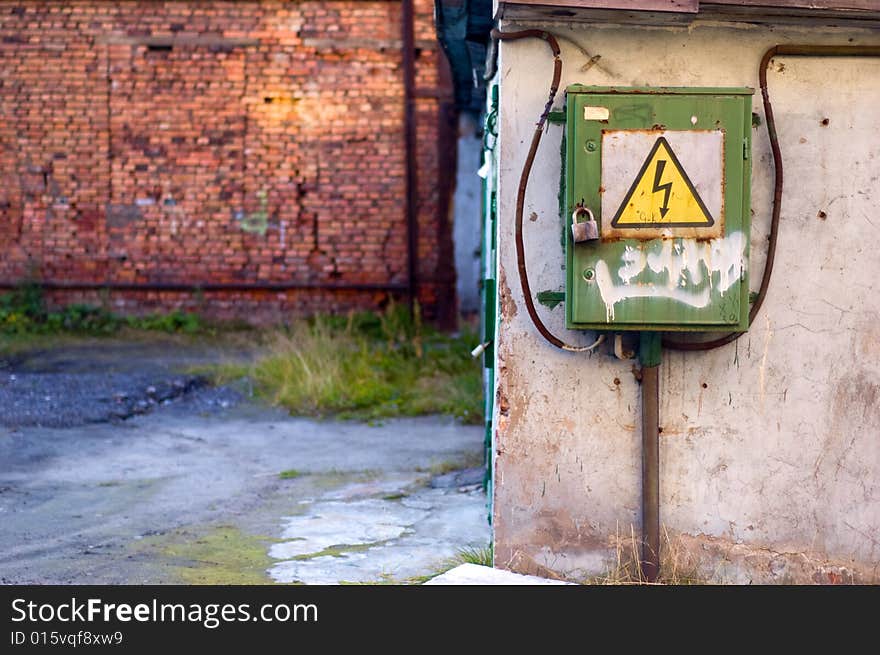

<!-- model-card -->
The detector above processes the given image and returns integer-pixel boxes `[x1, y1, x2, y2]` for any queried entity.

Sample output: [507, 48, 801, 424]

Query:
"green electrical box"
[564, 86, 753, 332]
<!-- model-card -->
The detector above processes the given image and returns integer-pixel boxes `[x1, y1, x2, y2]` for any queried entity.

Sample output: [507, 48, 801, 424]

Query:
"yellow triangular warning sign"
[611, 137, 714, 228]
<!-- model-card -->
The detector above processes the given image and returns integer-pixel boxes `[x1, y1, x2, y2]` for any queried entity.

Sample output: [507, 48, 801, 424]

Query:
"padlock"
[571, 206, 599, 243]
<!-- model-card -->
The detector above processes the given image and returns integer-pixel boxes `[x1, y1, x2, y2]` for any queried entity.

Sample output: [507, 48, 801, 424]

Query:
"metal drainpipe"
[0, 281, 408, 293]
[639, 332, 662, 583]
[401, 0, 419, 314]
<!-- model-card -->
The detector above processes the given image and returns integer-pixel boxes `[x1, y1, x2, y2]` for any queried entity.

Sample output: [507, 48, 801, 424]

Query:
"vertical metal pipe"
[640, 364, 661, 582]
[639, 331, 661, 582]
[401, 0, 419, 313]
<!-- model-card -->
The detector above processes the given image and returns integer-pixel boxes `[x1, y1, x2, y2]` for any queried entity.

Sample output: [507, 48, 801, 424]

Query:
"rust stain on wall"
[855, 317, 880, 360]
[497, 265, 518, 319]
[673, 532, 879, 584]
[831, 370, 880, 432]
[501, 550, 569, 581]
[496, 507, 611, 581]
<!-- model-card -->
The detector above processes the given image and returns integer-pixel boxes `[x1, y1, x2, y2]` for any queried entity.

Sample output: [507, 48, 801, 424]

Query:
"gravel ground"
[0, 337, 250, 428]
[0, 372, 210, 427]
[0, 335, 489, 584]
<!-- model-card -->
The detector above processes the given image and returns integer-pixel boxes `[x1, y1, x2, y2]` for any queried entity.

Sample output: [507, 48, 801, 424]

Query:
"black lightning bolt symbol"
[652, 160, 672, 218]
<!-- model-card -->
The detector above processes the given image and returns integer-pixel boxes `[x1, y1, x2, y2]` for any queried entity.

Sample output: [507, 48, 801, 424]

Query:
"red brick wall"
[0, 0, 457, 324]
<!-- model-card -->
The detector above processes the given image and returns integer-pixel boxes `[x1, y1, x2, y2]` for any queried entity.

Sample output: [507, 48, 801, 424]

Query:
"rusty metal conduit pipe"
[640, 356, 661, 583]
[0, 281, 408, 293]
[492, 28, 604, 353]
[663, 43, 880, 351]
[401, 0, 420, 313]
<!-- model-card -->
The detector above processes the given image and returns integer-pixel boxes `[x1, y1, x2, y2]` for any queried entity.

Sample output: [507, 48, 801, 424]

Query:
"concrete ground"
[426, 563, 574, 585]
[0, 337, 489, 584]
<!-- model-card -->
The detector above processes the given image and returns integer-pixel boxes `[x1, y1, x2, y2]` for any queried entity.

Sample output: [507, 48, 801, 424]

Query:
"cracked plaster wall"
[491, 19, 880, 582]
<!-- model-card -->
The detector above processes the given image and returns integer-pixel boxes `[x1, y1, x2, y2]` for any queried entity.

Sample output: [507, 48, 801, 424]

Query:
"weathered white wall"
[492, 20, 880, 583]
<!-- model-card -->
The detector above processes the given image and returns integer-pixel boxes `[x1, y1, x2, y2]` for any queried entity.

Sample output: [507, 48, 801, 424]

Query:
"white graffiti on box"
[594, 231, 746, 321]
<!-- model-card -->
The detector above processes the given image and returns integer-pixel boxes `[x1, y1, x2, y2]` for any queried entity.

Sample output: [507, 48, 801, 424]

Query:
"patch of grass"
[136, 525, 276, 585]
[0, 283, 207, 337]
[408, 544, 495, 584]
[196, 361, 250, 385]
[0, 331, 82, 356]
[291, 541, 379, 561]
[223, 302, 483, 424]
[278, 469, 303, 480]
[338, 544, 495, 585]
[126, 310, 204, 334]
[418, 451, 486, 476]
[456, 544, 494, 567]
[586, 525, 708, 585]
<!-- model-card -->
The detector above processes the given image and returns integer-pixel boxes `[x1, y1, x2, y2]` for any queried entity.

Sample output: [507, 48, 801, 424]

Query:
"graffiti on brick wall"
[161, 192, 184, 236]
[0, 0, 456, 323]
[0, 159, 77, 235]
[234, 190, 269, 236]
